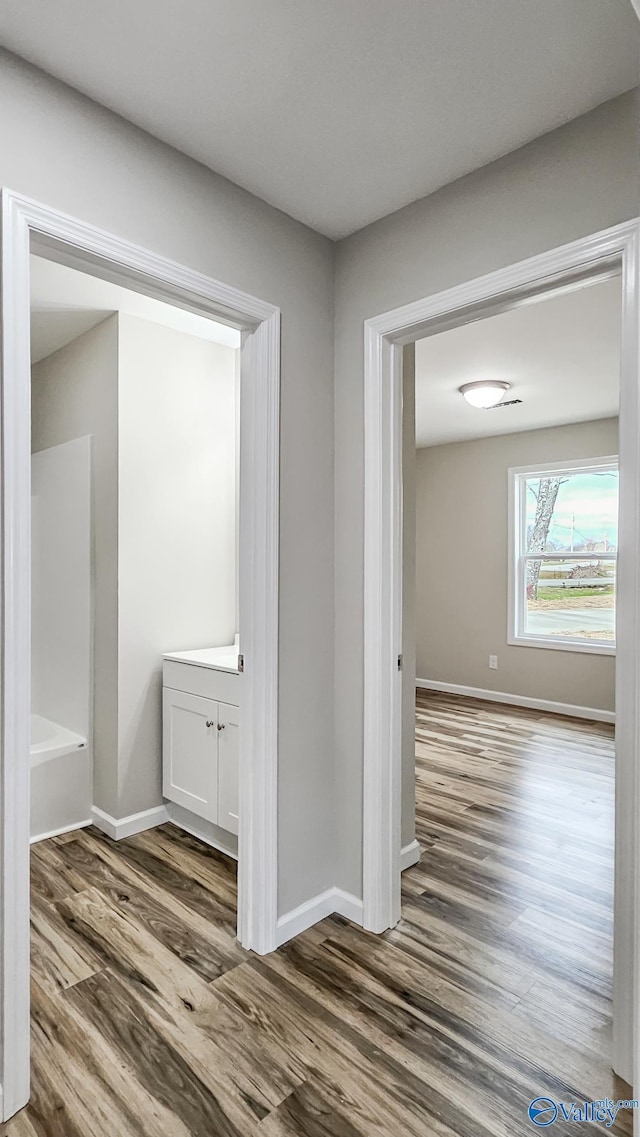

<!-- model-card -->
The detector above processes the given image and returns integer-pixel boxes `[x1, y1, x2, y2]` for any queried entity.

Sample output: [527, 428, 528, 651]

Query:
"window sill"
[508, 634, 616, 657]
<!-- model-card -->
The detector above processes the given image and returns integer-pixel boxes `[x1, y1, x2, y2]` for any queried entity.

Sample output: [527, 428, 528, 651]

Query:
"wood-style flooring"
[3, 690, 628, 1136]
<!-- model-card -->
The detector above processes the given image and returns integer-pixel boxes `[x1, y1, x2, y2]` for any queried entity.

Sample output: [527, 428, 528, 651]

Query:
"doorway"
[406, 271, 622, 1110]
[0, 190, 281, 1120]
[362, 220, 640, 1086]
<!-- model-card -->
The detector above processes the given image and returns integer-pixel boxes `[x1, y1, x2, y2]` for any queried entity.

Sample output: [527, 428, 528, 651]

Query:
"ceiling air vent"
[485, 398, 522, 410]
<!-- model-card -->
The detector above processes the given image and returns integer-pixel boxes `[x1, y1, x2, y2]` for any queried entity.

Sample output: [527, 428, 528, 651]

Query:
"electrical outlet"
[489, 655, 498, 670]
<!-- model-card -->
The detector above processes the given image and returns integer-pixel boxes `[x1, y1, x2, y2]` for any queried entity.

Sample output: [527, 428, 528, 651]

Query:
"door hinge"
[238, 653, 245, 673]
[397, 654, 403, 672]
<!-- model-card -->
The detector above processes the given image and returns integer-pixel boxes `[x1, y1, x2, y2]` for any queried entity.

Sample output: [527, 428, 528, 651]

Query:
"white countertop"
[162, 645, 240, 674]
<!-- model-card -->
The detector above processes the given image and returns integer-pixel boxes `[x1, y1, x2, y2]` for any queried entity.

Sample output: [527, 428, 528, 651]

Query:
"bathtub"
[30, 714, 91, 843]
[31, 714, 87, 764]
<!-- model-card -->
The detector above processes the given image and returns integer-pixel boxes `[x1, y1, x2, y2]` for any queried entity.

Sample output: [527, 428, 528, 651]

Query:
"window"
[508, 456, 618, 654]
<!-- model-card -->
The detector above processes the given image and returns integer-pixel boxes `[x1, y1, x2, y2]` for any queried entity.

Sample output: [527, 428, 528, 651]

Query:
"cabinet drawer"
[163, 659, 240, 705]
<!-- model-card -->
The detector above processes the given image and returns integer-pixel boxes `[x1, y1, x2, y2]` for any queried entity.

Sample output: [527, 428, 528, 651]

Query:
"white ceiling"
[30, 255, 240, 364]
[0, 1, 637, 239]
[415, 276, 621, 448]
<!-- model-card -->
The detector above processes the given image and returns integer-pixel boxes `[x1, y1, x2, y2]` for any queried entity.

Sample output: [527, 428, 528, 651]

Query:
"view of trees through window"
[522, 466, 618, 645]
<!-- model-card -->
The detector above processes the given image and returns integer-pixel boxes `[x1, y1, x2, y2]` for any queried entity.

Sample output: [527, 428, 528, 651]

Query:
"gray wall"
[2, 47, 335, 916]
[33, 313, 240, 823]
[117, 315, 237, 817]
[11, 43, 640, 924]
[334, 90, 639, 899]
[415, 418, 618, 712]
[32, 316, 119, 816]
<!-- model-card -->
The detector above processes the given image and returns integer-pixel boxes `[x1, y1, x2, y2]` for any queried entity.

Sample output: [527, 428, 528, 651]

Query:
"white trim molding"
[30, 819, 93, 846]
[237, 311, 280, 957]
[400, 840, 421, 871]
[333, 888, 365, 926]
[0, 188, 281, 1121]
[0, 189, 32, 1122]
[363, 219, 640, 1086]
[417, 679, 615, 724]
[91, 805, 169, 841]
[276, 888, 337, 946]
[276, 887, 364, 948]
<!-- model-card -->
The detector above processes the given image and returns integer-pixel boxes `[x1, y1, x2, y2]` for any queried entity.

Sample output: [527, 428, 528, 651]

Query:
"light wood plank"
[7, 692, 627, 1136]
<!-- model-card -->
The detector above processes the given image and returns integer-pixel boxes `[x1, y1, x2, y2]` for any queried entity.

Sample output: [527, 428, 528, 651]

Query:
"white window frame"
[508, 455, 618, 656]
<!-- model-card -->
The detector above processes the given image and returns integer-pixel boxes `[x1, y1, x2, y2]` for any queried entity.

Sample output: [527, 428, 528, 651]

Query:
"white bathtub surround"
[30, 714, 87, 765]
[31, 439, 92, 843]
[30, 714, 91, 844]
[31, 438, 92, 739]
[32, 321, 120, 817]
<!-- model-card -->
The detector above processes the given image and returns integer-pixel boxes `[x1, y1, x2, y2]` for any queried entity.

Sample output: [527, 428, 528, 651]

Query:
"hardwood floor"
[3, 691, 628, 1136]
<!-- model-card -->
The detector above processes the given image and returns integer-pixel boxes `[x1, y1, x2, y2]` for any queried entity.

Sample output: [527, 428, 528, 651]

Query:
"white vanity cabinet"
[162, 647, 240, 836]
[162, 689, 219, 819]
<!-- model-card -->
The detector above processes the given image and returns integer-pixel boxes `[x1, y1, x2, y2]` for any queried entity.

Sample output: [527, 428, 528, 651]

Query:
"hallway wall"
[2, 46, 336, 916]
[333, 89, 638, 899]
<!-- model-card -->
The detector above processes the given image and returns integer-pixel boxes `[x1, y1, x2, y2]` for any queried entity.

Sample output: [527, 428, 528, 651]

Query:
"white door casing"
[362, 220, 640, 1086]
[0, 188, 281, 1120]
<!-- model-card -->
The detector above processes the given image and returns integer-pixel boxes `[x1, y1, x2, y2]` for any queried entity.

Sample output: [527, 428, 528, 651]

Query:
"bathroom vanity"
[162, 645, 240, 840]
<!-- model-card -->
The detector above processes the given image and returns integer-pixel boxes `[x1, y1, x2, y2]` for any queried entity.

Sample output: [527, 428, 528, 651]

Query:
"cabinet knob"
[206, 720, 215, 728]
[217, 722, 225, 731]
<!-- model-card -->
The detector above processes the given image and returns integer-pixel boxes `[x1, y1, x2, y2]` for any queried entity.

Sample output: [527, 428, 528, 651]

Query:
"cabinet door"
[217, 702, 239, 835]
[163, 688, 218, 821]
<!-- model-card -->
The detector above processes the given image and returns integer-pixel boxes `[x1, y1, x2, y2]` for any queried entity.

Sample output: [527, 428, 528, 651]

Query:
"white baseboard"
[30, 818, 92, 845]
[165, 802, 238, 861]
[276, 886, 364, 948]
[276, 888, 336, 946]
[333, 888, 364, 925]
[416, 679, 615, 724]
[91, 804, 169, 841]
[401, 839, 421, 871]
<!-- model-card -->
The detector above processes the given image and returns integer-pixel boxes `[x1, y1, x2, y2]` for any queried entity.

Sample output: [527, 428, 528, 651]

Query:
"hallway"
[407, 691, 625, 1130]
[3, 692, 628, 1137]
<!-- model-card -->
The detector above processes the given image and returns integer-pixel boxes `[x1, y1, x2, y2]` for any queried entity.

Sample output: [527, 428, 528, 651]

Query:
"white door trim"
[362, 219, 640, 1085]
[0, 189, 281, 1120]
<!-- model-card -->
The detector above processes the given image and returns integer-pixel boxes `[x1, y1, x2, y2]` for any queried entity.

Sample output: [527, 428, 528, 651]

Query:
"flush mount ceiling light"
[459, 380, 511, 408]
